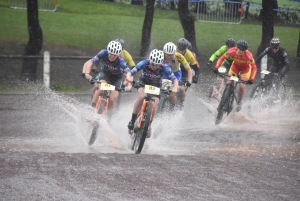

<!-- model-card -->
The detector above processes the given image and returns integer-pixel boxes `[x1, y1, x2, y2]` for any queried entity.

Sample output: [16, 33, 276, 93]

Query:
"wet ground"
[0, 85, 300, 201]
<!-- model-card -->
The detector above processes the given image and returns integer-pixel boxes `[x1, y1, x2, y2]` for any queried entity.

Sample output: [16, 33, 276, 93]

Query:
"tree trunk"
[256, 0, 277, 58]
[140, 0, 155, 57]
[21, 0, 43, 82]
[178, 0, 199, 55]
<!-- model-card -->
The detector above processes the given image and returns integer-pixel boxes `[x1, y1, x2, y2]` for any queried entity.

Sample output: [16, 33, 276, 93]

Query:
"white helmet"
[149, 49, 164, 65]
[107, 41, 122, 55]
[163, 42, 176, 54]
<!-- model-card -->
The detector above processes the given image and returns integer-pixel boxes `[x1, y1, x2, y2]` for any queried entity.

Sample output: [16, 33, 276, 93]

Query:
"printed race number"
[144, 85, 160, 95]
[100, 83, 115, 91]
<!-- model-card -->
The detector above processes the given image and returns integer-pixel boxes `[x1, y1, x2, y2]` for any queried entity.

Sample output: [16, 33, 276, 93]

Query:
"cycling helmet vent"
[114, 38, 125, 49]
[107, 41, 122, 55]
[270, 38, 280, 47]
[237, 40, 248, 51]
[163, 42, 177, 54]
[177, 38, 190, 50]
[149, 49, 164, 65]
[226, 38, 236, 48]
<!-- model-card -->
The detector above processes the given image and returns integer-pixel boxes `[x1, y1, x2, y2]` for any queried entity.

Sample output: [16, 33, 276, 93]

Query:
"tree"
[256, 0, 278, 58]
[140, 0, 155, 57]
[178, 0, 199, 55]
[21, 0, 43, 82]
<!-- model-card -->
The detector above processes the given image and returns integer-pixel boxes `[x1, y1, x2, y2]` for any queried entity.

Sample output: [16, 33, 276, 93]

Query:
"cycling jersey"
[255, 47, 289, 75]
[209, 45, 234, 69]
[181, 49, 200, 81]
[121, 49, 136, 68]
[164, 52, 190, 72]
[91, 49, 130, 75]
[216, 47, 257, 81]
[130, 59, 177, 86]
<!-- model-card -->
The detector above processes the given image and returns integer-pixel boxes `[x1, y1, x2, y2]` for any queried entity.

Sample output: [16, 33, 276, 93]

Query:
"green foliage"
[0, 0, 298, 57]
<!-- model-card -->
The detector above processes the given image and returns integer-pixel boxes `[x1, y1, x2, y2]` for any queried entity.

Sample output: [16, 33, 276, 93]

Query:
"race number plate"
[100, 83, 115, 91]
[145, 85, 160, 95]
[261, 69, 270, 74]
[162, 79, 172, 85]
[230, 76, 239, 82]
[218, 67, 227, 73]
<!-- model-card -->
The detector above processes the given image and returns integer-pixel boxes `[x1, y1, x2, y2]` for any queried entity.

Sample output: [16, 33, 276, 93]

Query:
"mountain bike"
[128, 82, 169, 154]
[248, 70, 286, 116]
[156, 80, 186, 115]
[88, 78, 125, 145]
[208, 66, 228, 102]
[215, 74, 247, 125]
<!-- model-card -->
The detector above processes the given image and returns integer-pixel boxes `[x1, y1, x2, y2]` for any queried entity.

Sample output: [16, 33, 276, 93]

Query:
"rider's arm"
[255, 47, 269, 63]
[209, 45, 227, 62]
[175, 53, 193, 83]
[249, 55, 257, 81]
[215, 53, 227, 68]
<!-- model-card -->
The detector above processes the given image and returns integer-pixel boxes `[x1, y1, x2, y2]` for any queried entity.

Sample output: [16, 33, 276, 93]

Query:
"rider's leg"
[108, 91, 119, 113]
[92, 88, 102, 107]
[128, 87, 146, 129]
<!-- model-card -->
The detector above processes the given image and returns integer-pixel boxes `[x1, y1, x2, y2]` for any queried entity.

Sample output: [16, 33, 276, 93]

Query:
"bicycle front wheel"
[97, 100, 107, 114]
[88, 121, 99, 145]
[215, 86, 230, 125]
[134, 102, 153, 154]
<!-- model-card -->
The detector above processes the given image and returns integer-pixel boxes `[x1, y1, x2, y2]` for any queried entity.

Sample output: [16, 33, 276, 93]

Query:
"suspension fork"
[137, 98, 148, 129]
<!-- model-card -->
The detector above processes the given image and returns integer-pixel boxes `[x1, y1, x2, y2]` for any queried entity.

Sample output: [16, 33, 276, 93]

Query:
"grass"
[0, 0, 299, 57]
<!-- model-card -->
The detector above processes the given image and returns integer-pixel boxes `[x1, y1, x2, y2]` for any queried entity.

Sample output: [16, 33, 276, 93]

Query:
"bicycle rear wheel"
[133, 102, 153, 154]
[215, 86, 230, 125]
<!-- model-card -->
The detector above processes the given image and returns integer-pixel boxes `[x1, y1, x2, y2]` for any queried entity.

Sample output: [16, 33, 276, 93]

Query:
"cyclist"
[255, 37, 289, 79]
[114, 38, 136, 69]
[82, 40, 130, 115]
[207, 38, 236, 100]
[162, 42, 192, 109]
[126, 49, 179, 138]
[214, 40, 257, 112]
[207, 38, 236, 70]
[176, 38, 200, 109]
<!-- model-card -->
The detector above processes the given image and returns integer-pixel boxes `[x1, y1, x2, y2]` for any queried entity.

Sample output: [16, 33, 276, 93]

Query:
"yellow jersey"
[121, 49, 135, 68]
[164, 52, 190, 72]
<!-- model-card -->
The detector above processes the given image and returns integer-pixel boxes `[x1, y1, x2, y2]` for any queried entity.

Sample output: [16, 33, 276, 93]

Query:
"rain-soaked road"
[0, 86, 299, 201]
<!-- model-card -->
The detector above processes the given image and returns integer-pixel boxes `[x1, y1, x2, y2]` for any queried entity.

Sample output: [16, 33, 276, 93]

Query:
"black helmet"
[270, 38, 280, 48]
[226, 38, 236, 48]
[237, 40, 248, 51]
[177, 38, 190, 50]
[114, 38, 125, 49]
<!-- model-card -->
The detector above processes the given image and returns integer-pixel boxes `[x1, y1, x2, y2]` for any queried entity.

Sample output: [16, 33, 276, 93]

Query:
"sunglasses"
[271, 46, 279, 50]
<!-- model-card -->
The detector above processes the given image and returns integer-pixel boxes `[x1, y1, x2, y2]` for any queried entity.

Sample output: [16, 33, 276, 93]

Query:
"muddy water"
[0, 87, 299, 161]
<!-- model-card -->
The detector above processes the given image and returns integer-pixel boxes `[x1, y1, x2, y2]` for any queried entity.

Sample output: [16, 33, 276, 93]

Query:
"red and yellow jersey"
[164, 52, 190, 72]
[216, 47, 257, 80]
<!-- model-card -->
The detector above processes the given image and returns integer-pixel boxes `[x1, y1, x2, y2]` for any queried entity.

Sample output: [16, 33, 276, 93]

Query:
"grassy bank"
[0, 0, 299, 57]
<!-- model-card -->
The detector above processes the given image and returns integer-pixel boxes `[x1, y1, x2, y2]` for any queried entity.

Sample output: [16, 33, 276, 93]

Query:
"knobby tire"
[89, 121, 99, 145]
[134, 101, 153, 154]
[215, 86, 230, 125]
[97, 100, 106, 114]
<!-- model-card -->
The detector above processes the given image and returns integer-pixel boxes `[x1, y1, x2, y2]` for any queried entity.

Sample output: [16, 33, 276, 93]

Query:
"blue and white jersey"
[91, 49, 130, 75]
[130, 59, 177, 85]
